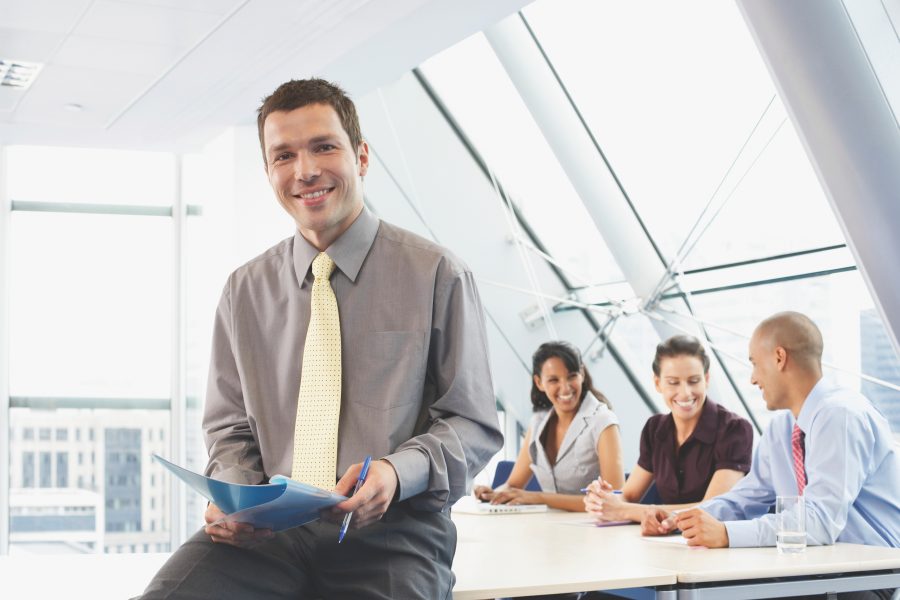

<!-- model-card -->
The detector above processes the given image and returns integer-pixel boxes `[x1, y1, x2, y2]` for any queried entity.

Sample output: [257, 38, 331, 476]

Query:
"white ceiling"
[0, 0, 531, 151]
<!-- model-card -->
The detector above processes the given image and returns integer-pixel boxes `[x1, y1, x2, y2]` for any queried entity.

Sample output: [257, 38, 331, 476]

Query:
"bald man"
[645, 312, 899, 597]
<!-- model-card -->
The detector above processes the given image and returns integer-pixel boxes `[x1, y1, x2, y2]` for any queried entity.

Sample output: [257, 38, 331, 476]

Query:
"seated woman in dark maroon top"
[584, 335, 753, 532]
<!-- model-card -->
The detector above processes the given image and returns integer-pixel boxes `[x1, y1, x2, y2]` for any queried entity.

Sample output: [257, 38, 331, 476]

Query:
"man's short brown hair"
[256, 78, 363, 166]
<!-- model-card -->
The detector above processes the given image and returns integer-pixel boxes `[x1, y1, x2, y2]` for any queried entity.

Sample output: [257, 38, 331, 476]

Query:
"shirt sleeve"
[383, 266, 504, 511]
[701, 419, 778, 546]
[636, 419, 655, 473]
[713, 416, 753, 473]
[201, 281, 266, 485]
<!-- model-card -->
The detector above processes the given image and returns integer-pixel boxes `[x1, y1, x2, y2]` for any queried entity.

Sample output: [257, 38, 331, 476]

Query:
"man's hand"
[640, 507, 677, 536]
[329, 459, 398, 529]
[204, 503, 274, 548]
[674, 508, 729, 548]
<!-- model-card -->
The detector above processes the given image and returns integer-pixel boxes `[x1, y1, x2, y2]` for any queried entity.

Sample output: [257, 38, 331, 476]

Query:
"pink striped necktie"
[791, 424, 807, 495]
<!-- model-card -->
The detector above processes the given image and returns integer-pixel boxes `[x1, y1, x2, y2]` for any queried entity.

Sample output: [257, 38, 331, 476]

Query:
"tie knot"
[312, 252, 335, 280]
[792, 423, 804, 443]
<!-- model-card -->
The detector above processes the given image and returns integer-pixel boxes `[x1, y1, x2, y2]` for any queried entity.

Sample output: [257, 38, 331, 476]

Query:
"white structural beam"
[737, 0, 900, 355]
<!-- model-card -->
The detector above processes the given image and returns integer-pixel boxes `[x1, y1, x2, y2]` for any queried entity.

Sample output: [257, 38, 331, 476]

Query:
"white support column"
[737, 0, 900, 355]
[484, 14, 745, 415]
[0, 146, 10, 554]
[170, 155, 187, 548]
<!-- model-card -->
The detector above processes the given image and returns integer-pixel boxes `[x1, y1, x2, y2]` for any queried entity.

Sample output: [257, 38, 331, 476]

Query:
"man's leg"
[310, 504, 457, 600]
[136, 527, 315, 600]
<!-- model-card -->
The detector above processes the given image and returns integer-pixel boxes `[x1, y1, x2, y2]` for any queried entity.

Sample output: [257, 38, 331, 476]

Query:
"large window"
[4, 146, 180, 555]
[409, 0, 900, 433]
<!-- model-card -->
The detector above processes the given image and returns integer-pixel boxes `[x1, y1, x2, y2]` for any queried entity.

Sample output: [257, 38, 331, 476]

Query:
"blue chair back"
[492, 460, 541, 491]
[639, 480, 661, 505]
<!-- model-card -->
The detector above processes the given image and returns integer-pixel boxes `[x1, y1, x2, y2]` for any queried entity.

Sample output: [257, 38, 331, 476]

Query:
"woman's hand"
[488, 487, 540, 505]
[473, 485, 495, 502]
[584, 478, 631, 521]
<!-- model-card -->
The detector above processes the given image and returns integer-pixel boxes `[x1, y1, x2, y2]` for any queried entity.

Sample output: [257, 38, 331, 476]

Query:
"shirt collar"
[796, 376, 832, 432]
[534, 392, 602, 439]
[660, 398, 717, 445]
[292, 207, 380, 288]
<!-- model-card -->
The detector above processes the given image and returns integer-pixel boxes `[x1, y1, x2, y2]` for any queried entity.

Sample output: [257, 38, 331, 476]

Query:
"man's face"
[749, 332, 786, 411]
[263, 103, 368, 242]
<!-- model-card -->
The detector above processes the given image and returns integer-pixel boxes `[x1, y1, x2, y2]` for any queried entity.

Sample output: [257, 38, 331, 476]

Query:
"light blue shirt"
[700, 377, 900, 548]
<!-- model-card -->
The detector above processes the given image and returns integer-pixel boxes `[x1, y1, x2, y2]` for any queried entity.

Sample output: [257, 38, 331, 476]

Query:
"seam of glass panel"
[1, 145, 11, 554]
[517, 11, 668, 268]
[9, 397, 170, 410]
[683, 244, 848, 275]
[412, 67, 659, 415]
[662, 266, 858, 298]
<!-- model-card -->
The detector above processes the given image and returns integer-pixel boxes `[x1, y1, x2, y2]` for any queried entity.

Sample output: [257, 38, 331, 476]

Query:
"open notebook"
[452, 496, 548, 515]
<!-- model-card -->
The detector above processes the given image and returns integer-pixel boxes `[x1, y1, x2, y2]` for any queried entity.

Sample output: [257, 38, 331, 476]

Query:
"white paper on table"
[641, 534, 690, 546]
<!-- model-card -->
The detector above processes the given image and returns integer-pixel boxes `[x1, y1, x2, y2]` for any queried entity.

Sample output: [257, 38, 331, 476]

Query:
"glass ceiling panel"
[523, 0, 845, 270]
[419, 33, 627, 290]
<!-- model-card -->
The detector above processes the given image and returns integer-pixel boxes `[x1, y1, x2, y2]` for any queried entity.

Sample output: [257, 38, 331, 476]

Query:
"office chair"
[491, 460, 541, 491]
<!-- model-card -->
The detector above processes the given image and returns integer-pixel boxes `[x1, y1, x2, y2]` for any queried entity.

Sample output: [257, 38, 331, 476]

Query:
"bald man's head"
[753, 311, 824, 373]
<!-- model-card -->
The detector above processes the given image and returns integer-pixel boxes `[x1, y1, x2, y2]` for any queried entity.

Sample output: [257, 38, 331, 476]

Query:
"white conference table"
[451, 509, 900, 599]
[2, 510, 898, 599]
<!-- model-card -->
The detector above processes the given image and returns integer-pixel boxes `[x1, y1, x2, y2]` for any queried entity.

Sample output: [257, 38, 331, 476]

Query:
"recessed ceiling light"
[0, 59, 43, 89]
[64, 103, 84, 112]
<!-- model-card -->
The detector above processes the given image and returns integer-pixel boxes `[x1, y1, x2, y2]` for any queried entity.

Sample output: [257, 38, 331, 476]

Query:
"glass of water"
[776, 495, 806, 554]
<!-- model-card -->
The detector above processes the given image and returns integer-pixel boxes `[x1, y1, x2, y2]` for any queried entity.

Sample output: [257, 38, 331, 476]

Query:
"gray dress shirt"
[202, 207, 503, 511]
[527, 393, 619, 494]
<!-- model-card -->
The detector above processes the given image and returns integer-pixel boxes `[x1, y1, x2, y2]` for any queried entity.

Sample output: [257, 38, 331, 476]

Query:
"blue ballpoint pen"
[338, 455, 372, 544]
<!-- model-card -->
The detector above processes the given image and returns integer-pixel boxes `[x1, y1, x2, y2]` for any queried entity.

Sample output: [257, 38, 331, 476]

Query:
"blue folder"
[153, 454, 347, 531]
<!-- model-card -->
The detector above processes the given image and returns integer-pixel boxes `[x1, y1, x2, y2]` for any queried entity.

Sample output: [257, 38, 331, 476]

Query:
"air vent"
[0, 59, 43, 89]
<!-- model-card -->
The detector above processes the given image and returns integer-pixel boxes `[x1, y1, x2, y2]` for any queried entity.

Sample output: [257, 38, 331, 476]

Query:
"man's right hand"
[640, 507, 677, 536]
[204, 503, 274, 548]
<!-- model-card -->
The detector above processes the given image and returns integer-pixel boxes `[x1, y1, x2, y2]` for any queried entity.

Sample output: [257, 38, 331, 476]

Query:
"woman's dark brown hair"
[530, 341, 612, 411]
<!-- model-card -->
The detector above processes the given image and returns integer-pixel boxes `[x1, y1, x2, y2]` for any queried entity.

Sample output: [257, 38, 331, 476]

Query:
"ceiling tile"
[11, 63, 151, 128]
[0, 0, 93, 33]
[0, 86, 25, 113]
[75, 0, 223, 46]
[54, 35, 184, 75]
[0, 28, 64, 63]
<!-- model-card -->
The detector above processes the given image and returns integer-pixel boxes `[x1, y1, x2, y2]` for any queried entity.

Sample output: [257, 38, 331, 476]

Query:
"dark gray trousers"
[136, 504, 456, 600]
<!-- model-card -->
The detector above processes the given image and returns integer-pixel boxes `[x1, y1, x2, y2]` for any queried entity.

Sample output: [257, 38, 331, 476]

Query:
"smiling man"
[665, 312, 899, 600]
[137, 78, 502, 600]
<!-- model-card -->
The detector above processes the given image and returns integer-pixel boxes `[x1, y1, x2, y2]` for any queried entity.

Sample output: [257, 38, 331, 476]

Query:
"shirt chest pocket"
[352, 331, 427, 409]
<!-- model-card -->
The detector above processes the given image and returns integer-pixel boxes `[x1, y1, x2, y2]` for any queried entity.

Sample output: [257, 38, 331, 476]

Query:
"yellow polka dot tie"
[291, 252, 342, 488]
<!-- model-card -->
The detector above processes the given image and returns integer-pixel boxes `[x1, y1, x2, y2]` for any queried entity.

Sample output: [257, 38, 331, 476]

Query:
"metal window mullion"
[0, 145, 10, 555]
[10, 200, 173, 217]
[170, 155, 187, 549]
